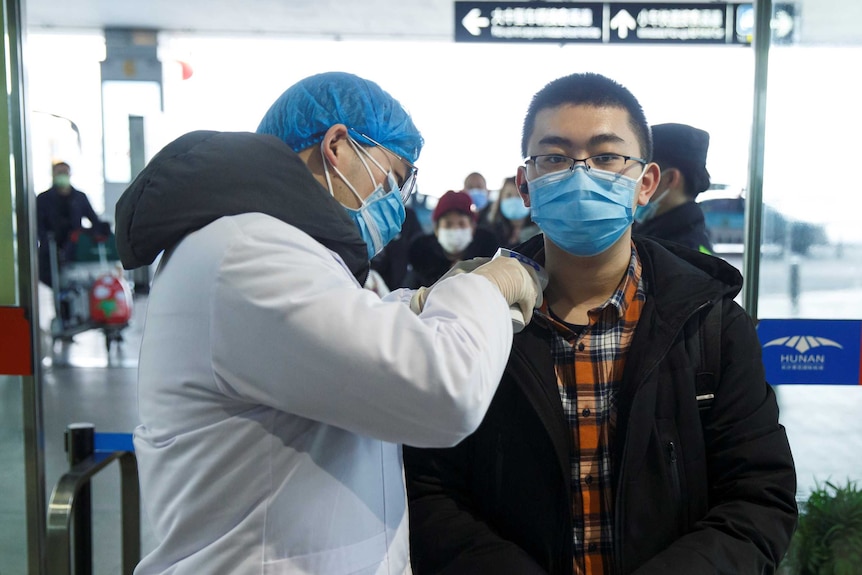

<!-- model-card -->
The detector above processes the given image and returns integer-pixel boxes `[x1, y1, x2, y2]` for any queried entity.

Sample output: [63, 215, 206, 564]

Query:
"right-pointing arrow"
[772, 10, 793, 39]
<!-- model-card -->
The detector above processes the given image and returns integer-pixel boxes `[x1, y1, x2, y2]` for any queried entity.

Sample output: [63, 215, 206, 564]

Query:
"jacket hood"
[114, 130, 369, 284]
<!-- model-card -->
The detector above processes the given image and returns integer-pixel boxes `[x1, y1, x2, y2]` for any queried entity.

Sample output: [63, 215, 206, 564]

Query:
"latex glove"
[409, 257, 491, 314]
[472, 257, 543, 325]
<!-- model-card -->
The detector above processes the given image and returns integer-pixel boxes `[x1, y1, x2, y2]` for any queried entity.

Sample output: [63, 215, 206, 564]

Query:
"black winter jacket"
[404, 235, 797, 575]
[632, 201, 714, 254]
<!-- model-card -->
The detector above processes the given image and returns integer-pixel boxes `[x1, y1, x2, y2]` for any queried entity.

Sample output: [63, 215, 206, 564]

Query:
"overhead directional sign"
[457, 2, 604, 42]
[736, 3, 795, 44]
[454, 2, 796, 45]
[610, 3, 728, 43]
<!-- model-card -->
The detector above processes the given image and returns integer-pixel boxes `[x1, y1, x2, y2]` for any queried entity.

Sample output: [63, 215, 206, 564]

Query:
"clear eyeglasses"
[525, 153, 647, 176]
[349, 128, 418, 202]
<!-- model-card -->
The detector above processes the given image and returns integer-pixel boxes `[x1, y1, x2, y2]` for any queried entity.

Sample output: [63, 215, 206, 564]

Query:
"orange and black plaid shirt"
[536, 243, 645, 575]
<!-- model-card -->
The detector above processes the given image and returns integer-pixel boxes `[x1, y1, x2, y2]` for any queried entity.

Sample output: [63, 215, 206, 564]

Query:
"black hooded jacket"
[114, 130, 369, 284]
[404, 234, 797, 575]
[633, 201, 714, 254]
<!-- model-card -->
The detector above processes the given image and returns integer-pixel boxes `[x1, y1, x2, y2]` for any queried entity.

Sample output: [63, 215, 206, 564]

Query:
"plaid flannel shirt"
[536, 243, 645, 575]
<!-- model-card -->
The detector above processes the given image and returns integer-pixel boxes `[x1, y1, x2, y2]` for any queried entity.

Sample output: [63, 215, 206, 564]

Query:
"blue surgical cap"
[256, 71, 423, 164]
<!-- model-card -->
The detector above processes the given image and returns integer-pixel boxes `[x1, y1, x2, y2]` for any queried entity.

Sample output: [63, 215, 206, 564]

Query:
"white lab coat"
[134, 213, 512, 574]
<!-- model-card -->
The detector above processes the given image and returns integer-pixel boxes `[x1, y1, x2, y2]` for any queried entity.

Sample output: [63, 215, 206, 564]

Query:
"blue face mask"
[323, 138, 406, 260]
[634, 187, 670, 224]
[467, 188, 489, 211]
[528, 167, 640, 257]
[346, 176, 405, 259]
[500, 197, 530, 221]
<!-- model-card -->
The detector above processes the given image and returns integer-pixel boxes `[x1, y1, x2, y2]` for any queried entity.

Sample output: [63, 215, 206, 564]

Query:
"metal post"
[789, 258, 800, 315]
[128, 114, 150, 294]
[1, 0, 48, 572]
[47, 434, 141, 575]
[742, 0, 773, 320]
[65, 423, 95, 575]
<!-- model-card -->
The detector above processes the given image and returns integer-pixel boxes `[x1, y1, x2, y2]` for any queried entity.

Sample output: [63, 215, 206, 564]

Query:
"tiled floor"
[2, 282, 861, 573]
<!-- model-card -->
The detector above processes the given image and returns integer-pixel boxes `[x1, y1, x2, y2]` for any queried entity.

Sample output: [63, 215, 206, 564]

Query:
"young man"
[115, 71, 542, 575]
[404, 72, 797, 575]
[633, 122, 715, 254]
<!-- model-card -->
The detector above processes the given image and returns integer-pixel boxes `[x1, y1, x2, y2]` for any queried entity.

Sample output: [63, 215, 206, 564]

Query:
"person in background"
[36, 161, 108, 286]
[406, 189, 499, 288]
[632, 123, 714, 254]
[369, 204, 423, 290]
[116, 71, 542, 575]
[404, 72, 796, 575]
[463, 171, 493, 226]
[484, 175, 540, 249]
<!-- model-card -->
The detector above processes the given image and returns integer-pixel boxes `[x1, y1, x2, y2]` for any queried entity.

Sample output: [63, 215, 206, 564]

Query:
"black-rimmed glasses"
[349, 128, 418, 202]
[525, 153, 646, 176]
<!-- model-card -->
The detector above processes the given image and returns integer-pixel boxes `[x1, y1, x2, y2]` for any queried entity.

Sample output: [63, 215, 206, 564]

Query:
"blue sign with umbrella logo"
[757, 319, 862, 385]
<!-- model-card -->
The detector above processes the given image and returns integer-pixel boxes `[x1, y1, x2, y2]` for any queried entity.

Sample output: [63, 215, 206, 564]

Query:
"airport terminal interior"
[3, 0, 862, 572]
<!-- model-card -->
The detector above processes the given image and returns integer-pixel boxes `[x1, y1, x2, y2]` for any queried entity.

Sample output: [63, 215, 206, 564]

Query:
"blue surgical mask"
[528, 167, 640, 257]
[467, 188, 489, 211]
[323, 138, 406, 260]
[500, 197, 530, 221]
[634, 187, 670, 224]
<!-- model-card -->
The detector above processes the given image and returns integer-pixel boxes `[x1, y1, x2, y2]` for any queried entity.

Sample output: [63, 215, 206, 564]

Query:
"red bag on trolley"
[89, 274, 133, 325]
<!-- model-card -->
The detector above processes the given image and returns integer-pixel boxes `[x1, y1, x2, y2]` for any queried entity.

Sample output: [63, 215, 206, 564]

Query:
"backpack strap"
[694, 299, 722, 414]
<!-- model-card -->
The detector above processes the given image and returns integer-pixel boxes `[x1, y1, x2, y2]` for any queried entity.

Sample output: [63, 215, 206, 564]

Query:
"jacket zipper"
[667, 441, 684, 532]
[495, 433, 504, 502]
[668, 441, 681, 501]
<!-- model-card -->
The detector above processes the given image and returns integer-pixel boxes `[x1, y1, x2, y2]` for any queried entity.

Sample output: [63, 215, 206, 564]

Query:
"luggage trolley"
[48, 229, 134, 352]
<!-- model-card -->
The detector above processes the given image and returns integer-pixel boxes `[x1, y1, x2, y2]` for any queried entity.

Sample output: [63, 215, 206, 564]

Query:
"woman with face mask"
[485, 176, 541, 250]
[405, 190, 499, 288]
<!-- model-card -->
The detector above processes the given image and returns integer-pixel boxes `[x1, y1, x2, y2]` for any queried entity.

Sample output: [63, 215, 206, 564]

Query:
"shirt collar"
[534, 241, 643, 332]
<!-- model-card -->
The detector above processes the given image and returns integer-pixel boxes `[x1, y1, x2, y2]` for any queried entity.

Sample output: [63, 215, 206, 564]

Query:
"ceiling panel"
[24, 0, 455, 39]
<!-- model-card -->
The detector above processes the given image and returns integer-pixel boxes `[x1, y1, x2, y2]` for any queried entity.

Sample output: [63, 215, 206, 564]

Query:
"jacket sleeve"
[632, 301, 798, 574]
[36, 193, 48, 245]
[404, 443, 550, 575]
[209, 217, 514, 448]
[77, 190, 103, 227]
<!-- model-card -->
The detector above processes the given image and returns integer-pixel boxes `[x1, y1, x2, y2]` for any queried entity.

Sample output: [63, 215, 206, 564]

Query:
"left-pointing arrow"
[462, 8, 490, 36]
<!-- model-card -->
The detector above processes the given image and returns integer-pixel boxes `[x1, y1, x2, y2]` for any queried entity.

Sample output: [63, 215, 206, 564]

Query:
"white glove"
[409, 257, 491, 314]
[472, 257, 543, 326]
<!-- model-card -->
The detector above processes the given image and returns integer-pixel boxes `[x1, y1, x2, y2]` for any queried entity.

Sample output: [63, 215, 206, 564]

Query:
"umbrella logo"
[762, 335, 843, 354]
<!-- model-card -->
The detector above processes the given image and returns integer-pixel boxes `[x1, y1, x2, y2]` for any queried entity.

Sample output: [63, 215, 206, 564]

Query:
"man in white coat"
[114, 71, 541, 574]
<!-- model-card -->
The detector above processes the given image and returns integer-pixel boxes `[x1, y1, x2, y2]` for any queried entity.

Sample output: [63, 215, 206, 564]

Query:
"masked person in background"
[36, 161, 109, 287]
[405, 72, 796, 575]
[463, 171, 494, 227]
[484, 176, 541, 249]
[632, 123, 714, 254]
[115, 71, 543, 575]
[406, 189, 499, 288]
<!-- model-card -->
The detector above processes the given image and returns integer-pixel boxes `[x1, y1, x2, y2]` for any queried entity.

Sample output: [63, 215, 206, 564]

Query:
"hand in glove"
[471, 257, 543, 326]
[409, 257, 491, 314]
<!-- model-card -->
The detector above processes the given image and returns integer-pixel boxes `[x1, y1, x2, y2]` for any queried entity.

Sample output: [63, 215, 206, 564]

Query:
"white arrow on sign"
[772, 9, 793, 39]
[461, 8, 490, 36]
[610, 9, 637, 39]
